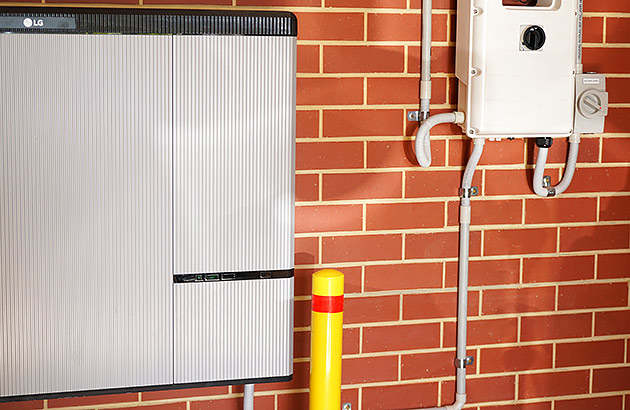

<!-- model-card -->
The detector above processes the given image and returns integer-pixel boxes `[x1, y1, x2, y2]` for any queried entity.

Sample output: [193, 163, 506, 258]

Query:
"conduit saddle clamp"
[543, 176, 557, 197]
[455, 356, 475, 369]
[459, 187, 479, 198]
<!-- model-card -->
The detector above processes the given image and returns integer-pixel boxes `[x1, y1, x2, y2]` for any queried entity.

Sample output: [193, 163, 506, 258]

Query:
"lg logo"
[22, 18, 44, 28]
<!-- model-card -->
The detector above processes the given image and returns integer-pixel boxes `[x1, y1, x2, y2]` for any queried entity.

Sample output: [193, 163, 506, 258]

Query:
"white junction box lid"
[456, 0, 579, 139]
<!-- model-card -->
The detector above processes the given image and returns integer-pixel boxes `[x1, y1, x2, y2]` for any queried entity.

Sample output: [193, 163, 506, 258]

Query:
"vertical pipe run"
[243, 384, 254, 410]
[309, 269, 344, 410]
[420, 0, 432, 120]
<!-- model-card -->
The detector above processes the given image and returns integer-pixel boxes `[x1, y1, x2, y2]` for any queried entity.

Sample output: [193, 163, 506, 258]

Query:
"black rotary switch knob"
[522, 25, 546, 51]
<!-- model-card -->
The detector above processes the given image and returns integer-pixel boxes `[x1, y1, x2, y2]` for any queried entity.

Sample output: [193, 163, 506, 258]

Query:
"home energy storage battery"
[0, 7, 296, 400]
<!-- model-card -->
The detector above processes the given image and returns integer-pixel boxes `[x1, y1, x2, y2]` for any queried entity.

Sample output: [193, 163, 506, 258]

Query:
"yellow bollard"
[309, 269, 344, 410]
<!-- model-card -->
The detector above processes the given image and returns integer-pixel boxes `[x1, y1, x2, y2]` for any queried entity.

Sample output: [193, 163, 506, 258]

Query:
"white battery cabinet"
[456, 0, 579, 139]
[0, 7, 296, 401]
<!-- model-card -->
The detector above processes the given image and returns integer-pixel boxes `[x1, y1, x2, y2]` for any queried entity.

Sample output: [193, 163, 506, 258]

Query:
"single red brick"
[441, 376, 515, 404]
[326, 0, 405, 8]
[142, 387, 228, 401]
[296, 204, 362, 234]
[344, 295, 400, 324]
[600, 196, 630, 221]
[519, 370, 590, 399]
[323, 172, 402, 200]
[192, 396, 273, 410]
[558, 283, 628, 310]
[363, 323, 441, 353]
[583, 17, 604, 43]
[402, 350, 477, 380]
[598, 253, 630, 279]
[521, 313, 592, 341]
[49, 393, 138, 408]
[605, 108, 630, 134]
[485, 169, 560, 196]
[484, 228, 557, 256]
[602, 139, 630, 163]
[297, 45, 319, 74]
[323, 234, 402, 263]
[144, 0, 231, 4]
[296, 12, 363, 41]
[595, 310, 630, 336]
[295, 266, 361, 296]
[608, 78, 630, 104]
[324, 46, 404, 73]
[342, 327, 361, 355]
[482, 287, 556, 315]
[481, 404, 551, 410]
[560, 225, 630, 252]
[366, 202, 444, 230]
[341, 389, 359, 409]
[48, 0, 139, 3]
[0, 402, 44, 410]
[296, 110, 319, 138]
[296, 141, 363, 170]
[444, 318, 518, 347]
[367, 13, 447, 42]
[556, 340, 625, 368]
[480, 345, 553, 373]
[296, 174, 319, 202]
[323, 109, 403, 138]
[523, 255, 595, 283]
[447, 199, 522, 226]
[450, 139, 525, 166]
[403, 291, 479, 320]
[366, 140, 446, 168]
[583, 48, 630, 74]
[294, 330, 310, 358]
[406, 170, 482, 198]
[445, 259, 520, 287]
[297, 78, 363, 106]
[294, 299, 311, 328]
[567, 167, 630, 193]
[525, 197, 597, 224]
[410, 0, 455, 9]
[342, 355, 398, 384]
[556, 396, 624, 410]
[408, 46, 455, 74]
[584, 0, 630, 12]
[593, 367, 630, 392]
[406, 231, 481, 259]
[237, 0, 318, 5]
[117, 403, 187, 410]
[364, 262, 442, 292]
[295, 236, 318, 266]
[607, 17, 630, 43]
[362, 383, 438, 410]
[277, 392, 307, 410]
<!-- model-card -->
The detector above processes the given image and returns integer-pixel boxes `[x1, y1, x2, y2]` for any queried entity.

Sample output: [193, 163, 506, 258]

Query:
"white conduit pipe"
[411, 139, 485, 410]
[420, 0, 432, 121]
[244, 384, 255, 410]
[415, 112, 465, 168]
[533, 138, 580, 197]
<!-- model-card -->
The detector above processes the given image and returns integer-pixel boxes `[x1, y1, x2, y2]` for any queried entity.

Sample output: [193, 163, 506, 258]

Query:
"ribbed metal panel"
[173, 35, 296, 274]
[174, 278, 294, 383]
[0, 34, 173, 397]
[0, 7, 297, 36]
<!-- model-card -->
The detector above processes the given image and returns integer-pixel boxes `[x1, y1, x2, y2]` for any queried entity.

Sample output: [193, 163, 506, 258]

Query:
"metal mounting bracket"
[459, 187, 479, 198]
[455, 356, 475, 369]
[407, 111, 421, 122]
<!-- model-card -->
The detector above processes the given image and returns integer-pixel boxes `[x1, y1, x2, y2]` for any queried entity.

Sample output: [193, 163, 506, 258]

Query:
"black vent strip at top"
[174, 269, 294, 283]
[0, 7, 297, 36]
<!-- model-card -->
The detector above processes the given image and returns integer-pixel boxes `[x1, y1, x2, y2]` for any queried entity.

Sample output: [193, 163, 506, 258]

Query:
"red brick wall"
[2, 0, 630, 409]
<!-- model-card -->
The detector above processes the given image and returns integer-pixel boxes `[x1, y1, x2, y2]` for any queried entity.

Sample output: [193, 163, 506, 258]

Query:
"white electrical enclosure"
[0, 7, 296, 401]
[456, 0, 579, 138]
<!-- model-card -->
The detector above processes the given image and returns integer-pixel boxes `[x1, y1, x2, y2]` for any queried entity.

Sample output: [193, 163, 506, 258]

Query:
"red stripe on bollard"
[312, 295, 344, 313]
